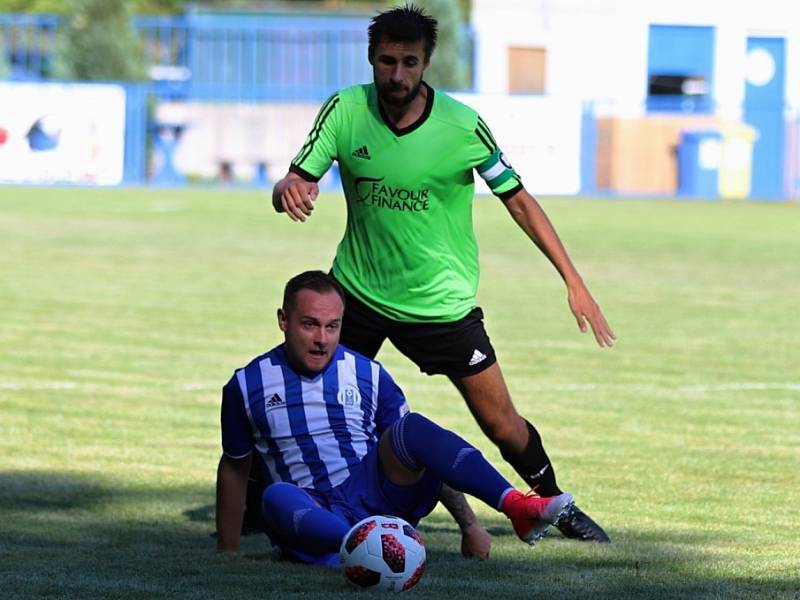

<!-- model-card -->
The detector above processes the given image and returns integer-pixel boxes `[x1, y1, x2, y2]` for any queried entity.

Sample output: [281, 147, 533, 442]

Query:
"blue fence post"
[580, 101, 598, 196]
[123, 83, 150, 185]
[463, 23, 477, 92]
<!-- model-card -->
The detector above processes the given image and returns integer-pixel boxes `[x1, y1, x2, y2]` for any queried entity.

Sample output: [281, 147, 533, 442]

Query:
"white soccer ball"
[340, 515, 426, 592]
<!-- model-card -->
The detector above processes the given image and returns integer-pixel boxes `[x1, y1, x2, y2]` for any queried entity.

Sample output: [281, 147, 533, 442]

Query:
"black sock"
[501, 420, 562, 496]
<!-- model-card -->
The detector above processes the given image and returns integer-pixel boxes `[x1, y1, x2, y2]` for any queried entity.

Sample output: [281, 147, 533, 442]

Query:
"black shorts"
[337, 283, 497, 378]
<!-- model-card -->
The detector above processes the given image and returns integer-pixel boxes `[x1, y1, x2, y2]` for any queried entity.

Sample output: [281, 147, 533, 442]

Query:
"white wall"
[453, 93, 583, 195]
[471, 0, 800, 112]
[156, 94, 583, 195]
[156, 102, 321, 182]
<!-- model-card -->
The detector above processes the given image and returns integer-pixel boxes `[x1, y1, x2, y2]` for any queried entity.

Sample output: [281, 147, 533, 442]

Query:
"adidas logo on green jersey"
[351, 145, 371, 160]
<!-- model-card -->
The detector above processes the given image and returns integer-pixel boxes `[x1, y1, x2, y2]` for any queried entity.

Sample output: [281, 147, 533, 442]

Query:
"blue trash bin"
[677, 129, 722, 198]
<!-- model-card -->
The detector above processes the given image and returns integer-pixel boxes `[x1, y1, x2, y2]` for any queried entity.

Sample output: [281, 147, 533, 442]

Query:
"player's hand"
[280, 179, 319, 222]
[567, 281, 616, 347]
[460, 522, 491, 560]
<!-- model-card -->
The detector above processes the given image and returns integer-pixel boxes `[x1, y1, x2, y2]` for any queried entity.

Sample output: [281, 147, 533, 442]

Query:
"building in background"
[1, 0, 799, 199]
[471, 0, 800, 199]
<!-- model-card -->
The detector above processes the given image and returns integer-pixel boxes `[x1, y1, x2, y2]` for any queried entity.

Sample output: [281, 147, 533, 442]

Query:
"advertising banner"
[0, 82, 126, 185]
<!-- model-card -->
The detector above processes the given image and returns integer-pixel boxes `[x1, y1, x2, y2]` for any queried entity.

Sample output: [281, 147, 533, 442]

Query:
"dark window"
[646, 25, 715, 113]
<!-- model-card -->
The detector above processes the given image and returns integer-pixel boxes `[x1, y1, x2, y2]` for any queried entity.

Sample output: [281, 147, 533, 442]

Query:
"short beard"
[377, 79, 423, 108]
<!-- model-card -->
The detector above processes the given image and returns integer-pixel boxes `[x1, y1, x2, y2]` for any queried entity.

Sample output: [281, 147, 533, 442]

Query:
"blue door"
[744, 37, 786, 198]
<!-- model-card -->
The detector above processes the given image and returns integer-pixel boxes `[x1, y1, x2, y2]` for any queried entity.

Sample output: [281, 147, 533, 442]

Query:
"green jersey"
[290, 83, 522, 322]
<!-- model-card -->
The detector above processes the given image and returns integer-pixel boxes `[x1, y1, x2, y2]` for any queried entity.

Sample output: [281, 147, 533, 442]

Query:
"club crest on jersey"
[337, 385, 361, 408]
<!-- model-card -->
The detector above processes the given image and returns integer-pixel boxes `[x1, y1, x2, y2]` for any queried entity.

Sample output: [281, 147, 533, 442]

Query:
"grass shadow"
[1, 471, 798, 600]
[0, 471, 113, 511]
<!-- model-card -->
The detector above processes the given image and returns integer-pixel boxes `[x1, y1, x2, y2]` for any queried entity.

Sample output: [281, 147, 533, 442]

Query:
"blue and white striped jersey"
[221, 343, 409, 492]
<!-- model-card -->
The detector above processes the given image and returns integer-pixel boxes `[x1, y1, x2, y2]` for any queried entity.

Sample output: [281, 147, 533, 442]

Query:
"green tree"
[416, 0, 468, 90]
[0, 0, 67, 12]
[134, 0, 183, 14]
[54, 0, 147, 81]
[0, 0, 184, 13]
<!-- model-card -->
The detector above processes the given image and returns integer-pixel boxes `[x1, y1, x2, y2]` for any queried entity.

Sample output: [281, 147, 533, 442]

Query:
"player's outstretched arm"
[439, 485, 492, 560]
[503, 188, 616, 347]
[272, 171, 319, 222]
[215, 453, 252, 552]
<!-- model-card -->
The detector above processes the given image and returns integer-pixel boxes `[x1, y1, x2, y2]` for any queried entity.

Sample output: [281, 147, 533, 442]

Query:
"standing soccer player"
[272, 5, 615, 542]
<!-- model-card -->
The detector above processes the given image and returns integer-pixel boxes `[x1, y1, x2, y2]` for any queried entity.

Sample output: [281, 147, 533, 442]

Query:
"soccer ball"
[340, 515, 426, 592]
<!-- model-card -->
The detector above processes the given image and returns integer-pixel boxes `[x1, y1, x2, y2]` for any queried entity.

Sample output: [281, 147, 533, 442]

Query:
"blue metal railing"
[0, 13, 59, 80]
[4, 12, 476, 101]
[1, 11, 476, 101]
[144, 11, 374, 101]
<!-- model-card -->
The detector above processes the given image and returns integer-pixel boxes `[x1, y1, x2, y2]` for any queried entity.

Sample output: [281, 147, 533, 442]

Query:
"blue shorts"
[271, 443, 442, 566]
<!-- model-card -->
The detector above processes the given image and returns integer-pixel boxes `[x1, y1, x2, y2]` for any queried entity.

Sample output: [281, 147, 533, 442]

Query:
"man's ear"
[277, 308, 287, 332]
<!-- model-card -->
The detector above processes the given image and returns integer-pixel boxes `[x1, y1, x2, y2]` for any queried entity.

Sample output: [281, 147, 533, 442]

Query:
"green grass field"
[1, 186, 798, 599]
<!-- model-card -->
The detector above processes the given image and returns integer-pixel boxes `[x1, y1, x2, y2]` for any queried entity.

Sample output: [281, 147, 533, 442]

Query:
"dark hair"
[368, 4, 438, 62]
[282, 270, 345, 313]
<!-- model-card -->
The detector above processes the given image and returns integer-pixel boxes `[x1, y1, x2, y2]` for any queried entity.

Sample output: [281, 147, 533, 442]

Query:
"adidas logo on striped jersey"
[267, 393, 284, 407]
[351, 145, 371, 160]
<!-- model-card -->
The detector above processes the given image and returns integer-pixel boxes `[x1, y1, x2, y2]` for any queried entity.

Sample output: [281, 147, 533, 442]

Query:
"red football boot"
[501, 490, 574, 545]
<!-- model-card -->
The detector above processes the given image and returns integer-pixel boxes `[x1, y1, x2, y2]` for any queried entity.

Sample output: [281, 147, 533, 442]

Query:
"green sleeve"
[290, 93, 341, 181]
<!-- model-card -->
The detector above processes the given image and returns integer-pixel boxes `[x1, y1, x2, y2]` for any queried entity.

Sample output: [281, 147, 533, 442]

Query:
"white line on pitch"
[0, 381, 81, 390]
[511, 382, 800, 392]
[1, 381, 798, 393]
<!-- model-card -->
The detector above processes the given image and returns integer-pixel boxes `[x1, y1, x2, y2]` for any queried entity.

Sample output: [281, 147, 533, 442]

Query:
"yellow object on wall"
[719, 125, 756, 198]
